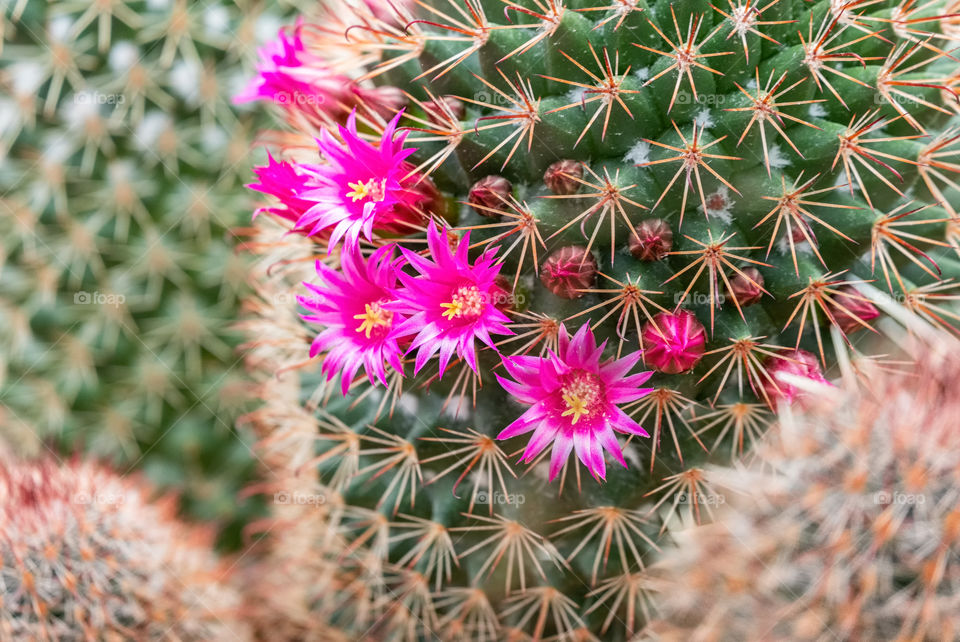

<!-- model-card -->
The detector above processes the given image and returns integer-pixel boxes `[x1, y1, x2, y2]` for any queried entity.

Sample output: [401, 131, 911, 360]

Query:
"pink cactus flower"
[298, 110, 427, 251]
[299, 246, 406, 394]
[234, 21, 343, 111]
[496, 323, 653, 482]
[249, 153, 326, 231]
[761, 349, 829, 407]
[391, 222, 513, 377]
[641, 310, 707, 374]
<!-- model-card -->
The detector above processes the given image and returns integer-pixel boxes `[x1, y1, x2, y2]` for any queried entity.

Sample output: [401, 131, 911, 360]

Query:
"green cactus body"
[239, 0, 960, 638]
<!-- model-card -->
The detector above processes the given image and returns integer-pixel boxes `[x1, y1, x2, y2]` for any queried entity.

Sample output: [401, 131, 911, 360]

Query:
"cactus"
[0, 1, 305, 543]
[0, 452, 249, 640]
[238, 0, 960, 638]
[646, 323, 960, 640]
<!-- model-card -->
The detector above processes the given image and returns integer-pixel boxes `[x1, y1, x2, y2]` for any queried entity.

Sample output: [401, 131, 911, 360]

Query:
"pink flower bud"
[468, 176, 512, 217]
[492, 275, 516, 312]
[790, 218, 817, 245]
[540, 246, 597, 299]
[832, 286, 879, 334]
[730, 267, 764, 307]
[543, 160, 583, 195]
[629, 219, 673, 261]
[761, 349, 828, 407]
[424, 95, 465, 121]
[641, 310, 706, 374]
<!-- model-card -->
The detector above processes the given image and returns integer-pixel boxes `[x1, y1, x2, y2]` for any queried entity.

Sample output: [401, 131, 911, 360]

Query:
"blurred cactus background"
[0, 0, 308, 547]
[0, 452, 251, 640]
[647, 317, 960, 640]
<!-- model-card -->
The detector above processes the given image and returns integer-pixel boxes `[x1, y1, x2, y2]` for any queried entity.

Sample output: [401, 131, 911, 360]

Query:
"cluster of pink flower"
[239, 23, 826, 482]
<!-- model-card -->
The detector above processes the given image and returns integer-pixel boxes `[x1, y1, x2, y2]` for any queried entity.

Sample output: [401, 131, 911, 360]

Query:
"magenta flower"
[299, 245, 405, 394]
[392, 222, 513, 376]
[495, 323, 653, 481]
[249, 153, 326, 231]
[299, 110, 427, 251]
[235, 21, 408, 120]
[234, 21, 341, 110]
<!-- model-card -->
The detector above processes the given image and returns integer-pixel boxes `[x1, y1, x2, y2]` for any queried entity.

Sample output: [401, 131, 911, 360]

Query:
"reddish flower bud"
[761, 349, 828, 407]
[791, 218, 817, 244]
[492, 275, 516, 312]
[629, 219, 673, 261]
[730, 267, 764, 307]
[380, 163, 441, 232]
[641, 310, 706, 374]
[832, 285, 880, 334]
[468, 176, 512, 217]
[540, 246, 597, 299]
[543, 160, 583, 195]
[424, 95, 465, 122]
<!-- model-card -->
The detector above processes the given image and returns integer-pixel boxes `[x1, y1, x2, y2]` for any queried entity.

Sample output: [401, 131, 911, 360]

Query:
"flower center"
[440, 285, 485, 321]
[559, 371, 602, 425]
[346, 178, 386, 203]
[353, 301, 393, 339]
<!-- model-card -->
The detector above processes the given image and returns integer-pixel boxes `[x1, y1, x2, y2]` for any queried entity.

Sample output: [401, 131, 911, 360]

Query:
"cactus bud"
[468, 175, 512, 216]
[833, 286, 880, 334]
[641, 310, 706, 374]
[540, 246, 597, 299]
[791, 218, 817, 245]
[543, 160, 583, 195]
[492, 275, 515, 312]
[730, 267, 764, 307]
[629, 219, 673, 261]
[761, 349, 828, 406]
[424, 94, 465, 121]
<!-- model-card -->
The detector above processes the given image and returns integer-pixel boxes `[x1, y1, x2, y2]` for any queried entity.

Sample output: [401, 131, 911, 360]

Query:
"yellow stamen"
[440, 285, 484, 321]
[561, 393, 590, 425]
[440, 300, 464, 320]
[346, 180, 373, 202]
[353, 302, 391, 338]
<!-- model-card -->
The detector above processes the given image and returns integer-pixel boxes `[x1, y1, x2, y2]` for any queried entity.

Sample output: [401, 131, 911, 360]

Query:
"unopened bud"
[730, 267, 764, 307]
[424, 95, 465, 121]
[468, 176, 512, 217]
[641, 310, 706, 374]
[761, 349, 829, 407]
[540, 246, 597, 299]
[629, 219, 673, 261]
[543, 160, 583, 195]
[832, 285, 879, 334]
